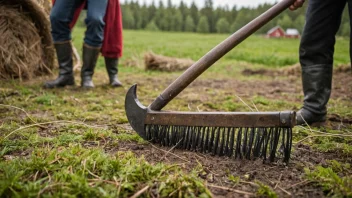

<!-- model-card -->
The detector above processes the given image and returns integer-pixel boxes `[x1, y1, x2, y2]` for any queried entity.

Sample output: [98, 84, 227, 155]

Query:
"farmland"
[1, 29, 351, 197]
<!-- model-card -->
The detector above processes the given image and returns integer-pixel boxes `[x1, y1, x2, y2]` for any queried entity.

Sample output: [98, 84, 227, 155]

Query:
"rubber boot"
[44, 42, 75, 88]
[105, 57, 123, 87]
[296, 65, 333, 125]
[81, 44, 100, 88]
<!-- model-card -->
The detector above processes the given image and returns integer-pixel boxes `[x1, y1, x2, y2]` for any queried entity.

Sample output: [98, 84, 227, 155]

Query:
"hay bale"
[144, 52, 195, 72]
[0, 0, 54, 80]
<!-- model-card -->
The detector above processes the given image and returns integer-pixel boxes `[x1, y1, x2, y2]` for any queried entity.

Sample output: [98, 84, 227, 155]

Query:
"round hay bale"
[0, 0, 54, 80]
[144, 52, 195, 72]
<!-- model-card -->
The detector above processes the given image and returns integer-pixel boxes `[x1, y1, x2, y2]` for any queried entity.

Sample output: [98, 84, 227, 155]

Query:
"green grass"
[1, 28, 351, 197]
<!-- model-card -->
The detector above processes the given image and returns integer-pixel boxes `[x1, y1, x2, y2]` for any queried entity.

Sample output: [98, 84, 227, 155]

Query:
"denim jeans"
[50, 0, 108, 47]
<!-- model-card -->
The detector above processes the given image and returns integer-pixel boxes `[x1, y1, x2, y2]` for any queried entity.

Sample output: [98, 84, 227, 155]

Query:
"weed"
[305, 166, 352, 197]
[256, 181, 277, 198]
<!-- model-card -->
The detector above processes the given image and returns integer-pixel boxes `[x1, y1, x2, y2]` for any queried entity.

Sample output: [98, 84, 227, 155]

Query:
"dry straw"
[0, 0, 54, 80]
[144, 52, 195, 72]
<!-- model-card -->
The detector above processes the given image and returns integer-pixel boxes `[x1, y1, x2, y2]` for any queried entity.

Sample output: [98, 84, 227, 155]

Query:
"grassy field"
[1, 29, 351, 197]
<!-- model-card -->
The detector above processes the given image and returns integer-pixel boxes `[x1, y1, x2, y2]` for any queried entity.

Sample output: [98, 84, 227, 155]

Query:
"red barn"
[266, 26, 285, 38]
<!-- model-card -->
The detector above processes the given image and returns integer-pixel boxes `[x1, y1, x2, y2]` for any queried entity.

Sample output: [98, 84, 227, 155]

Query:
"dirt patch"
[114, 141, 350, 197]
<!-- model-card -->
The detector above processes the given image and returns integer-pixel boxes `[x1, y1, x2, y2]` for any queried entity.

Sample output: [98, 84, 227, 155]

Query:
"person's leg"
[105, 57, 123, 87]
[80, 0, 108, 88]
[297, 0, 346, 125]
[44, 0, 83, 88]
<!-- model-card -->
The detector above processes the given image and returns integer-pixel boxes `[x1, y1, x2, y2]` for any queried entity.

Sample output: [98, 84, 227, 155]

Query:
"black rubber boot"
[44, 42, 75, 88]
[81, 44, 100, 88]
[105, 57, 123, 87]
[296, 65, 333, 125]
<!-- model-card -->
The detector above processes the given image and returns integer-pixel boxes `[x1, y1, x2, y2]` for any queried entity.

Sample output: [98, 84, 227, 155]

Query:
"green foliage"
[305, 166, 352, 197]
[216, 18, 230, 33]
[184, 15, 195, 32]
[0, 146, 211, 197]
[278, 14, 293, 30]
[197, 16, 210, 33]
[122, 7, 135, 29]
[256, 181, 277, 198]
[145, 20, 159, 31]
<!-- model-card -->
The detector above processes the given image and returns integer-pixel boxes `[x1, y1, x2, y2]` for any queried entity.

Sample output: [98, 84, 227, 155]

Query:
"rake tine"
[235, 128, 243, 159]
[228, 128, 235, 157]
[224, 127, 231, 156]
[212, 127, 220, 156]
[218, 128, 225, 156]
[246, 128, 255, 159]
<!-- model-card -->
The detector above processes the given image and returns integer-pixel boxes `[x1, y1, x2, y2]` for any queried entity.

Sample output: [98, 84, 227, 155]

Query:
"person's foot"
[44, 75, 75, 89]
[296, 108, 326, 126]
[109, 75, 123, 87]
[81, 76, 94, 88]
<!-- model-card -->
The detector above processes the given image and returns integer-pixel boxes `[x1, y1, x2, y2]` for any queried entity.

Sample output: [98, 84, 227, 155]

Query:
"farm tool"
[125, 0, 296, 163]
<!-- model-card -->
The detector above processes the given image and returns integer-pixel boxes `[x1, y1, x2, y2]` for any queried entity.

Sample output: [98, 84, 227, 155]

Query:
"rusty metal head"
[125, 84, 148, 139]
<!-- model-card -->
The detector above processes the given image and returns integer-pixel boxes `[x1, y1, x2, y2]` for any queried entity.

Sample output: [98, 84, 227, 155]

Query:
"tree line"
[120, 0, 350, 36]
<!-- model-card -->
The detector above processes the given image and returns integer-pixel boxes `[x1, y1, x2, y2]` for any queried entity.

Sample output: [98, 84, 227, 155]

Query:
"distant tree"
[145, 20, 159, 31]
[122, 7, 135, 29]
[294, 15, 305, 33]
[216, 18, 230, 33]
[184, 15, 195, 32]
[201, 0, 215, 32]
[197, 15, 210, 33]
[190, 2, 200, 27]
[179, 0, 189, 31]
[148, 0, 157, 22]
[278, 14, 293, 30]
[172, 10, 183, 31]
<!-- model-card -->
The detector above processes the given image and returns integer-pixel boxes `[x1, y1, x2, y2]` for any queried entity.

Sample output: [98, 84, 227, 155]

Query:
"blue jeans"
[50, 0, 108, 47]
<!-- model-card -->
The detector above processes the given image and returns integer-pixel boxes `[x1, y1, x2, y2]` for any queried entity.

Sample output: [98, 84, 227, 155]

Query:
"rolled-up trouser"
[50, 0, 108, 47]
[299, 0, 351, 115]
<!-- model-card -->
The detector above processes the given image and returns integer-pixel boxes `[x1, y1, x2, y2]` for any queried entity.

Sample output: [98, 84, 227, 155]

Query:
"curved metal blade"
[125, 84, 148, 139]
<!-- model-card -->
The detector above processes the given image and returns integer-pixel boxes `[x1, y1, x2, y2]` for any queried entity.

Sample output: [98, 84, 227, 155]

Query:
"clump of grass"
[256, 181, 277, 198]
[305, 165, 352, 197]
[0, 145, 211, 197]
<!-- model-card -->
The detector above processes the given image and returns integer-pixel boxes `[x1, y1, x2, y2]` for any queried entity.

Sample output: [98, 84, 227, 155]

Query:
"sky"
[120, 0, 278, 8]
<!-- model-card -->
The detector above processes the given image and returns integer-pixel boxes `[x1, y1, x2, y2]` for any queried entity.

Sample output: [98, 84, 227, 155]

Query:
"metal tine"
[165, 125, 170, 146]
[284, 128, 292, 163]
[213, 127, 221, 155]
[187, 126, 195, 150]
[224, 127, 231, 156]
[235, 128, 243, 159]
[246, 128, 255, 160]
[208, 127, 216, 153]
[178, 126, 186, 149]
[200, 127, 206, 153]
[171, 126, 178, 146]
[253, 128, 263, 158]
[280, 127, 286, 158]
[242, 128, 249, 159]
[159, 125, 166, 146]
[218, 127, 226, 156]
[270, 127, 281, 162]
[204, 127, 211, 153]
[192, 127, 199, 151]
[262, 128, 272, 161]
[183, 126, 190, 149]
[228, 127, 235, 157]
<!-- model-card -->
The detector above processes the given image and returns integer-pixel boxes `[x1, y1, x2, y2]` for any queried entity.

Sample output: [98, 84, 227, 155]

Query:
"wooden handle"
[149, 0, 295, 111]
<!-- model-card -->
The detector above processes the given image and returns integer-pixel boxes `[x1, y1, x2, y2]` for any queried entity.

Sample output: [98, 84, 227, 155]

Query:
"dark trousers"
[50, 0, 108, 47]
[299, 0, 352, 115]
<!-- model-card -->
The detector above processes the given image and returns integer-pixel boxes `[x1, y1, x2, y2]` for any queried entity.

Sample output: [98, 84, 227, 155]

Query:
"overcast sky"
[120, 0, 278, 8]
